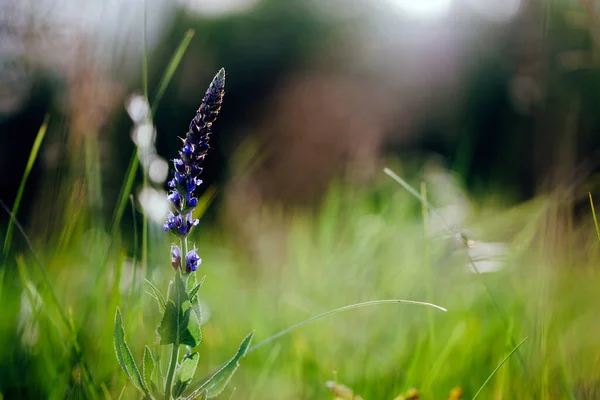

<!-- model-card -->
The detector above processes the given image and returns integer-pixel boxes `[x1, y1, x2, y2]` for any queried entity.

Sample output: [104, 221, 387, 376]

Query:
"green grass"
[2, 22, 600, 398]
[2, 165, 600, 398]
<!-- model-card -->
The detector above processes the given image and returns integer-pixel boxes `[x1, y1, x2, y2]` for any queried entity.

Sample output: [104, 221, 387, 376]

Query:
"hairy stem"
[183, 237, 189, 268]
[164, 269, 182, 399]
[164, 341, 179, 400]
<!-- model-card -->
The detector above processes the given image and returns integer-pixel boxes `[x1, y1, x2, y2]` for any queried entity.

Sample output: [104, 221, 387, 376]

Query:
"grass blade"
[3, 115, 49, 255]
[471, 337, 528, 400]
[190, 299, 447, 394]
[384, 166, 526, 369]
[151, 28, 195, 115]
[248, 299, 447, 354]
[142, 0, 149, 99]
[112, 152, 140, 231]
[0, 200, 99, 398]
[589, 193, 600, 244]
[127, 195, 139, 308]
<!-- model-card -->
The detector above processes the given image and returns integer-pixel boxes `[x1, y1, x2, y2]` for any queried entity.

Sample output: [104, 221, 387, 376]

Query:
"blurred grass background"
[2, 0, 600, 398]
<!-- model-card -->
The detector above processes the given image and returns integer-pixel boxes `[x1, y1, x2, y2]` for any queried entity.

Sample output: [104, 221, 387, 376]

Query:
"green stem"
[164, 269, 182, 399]
[183, 237, 190, 289]
[164, 340, 180, 400]
[183, 237, 189, 266]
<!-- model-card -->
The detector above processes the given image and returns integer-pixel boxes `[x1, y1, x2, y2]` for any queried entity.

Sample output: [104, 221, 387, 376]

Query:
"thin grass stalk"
[383, 167, 526, 369]
[3, 115, 49, 256]
[471, 337, 528, 400]
[589, 193, 600, 244]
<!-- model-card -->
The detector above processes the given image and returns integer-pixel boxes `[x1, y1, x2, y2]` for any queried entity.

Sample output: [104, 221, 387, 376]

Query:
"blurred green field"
[2, 152, 600, 399]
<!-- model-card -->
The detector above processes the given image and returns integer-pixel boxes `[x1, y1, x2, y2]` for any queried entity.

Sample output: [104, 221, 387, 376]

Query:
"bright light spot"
[18, 287, 41, 348]
[126, 94, 150, 124]
[465, 241, 509, 273]
[177, 0, 260, 16]
[463, 0, 521, 22]
[132, 123, 155, 148]
[138, 187, 170, 223]
[385, 0, 453, 19]
[149, 158, 169, 184]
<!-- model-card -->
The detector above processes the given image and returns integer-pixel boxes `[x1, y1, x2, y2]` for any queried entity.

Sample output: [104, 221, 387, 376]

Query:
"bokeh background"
[2, 0, 600, 398]
[4, 0, 600, 226]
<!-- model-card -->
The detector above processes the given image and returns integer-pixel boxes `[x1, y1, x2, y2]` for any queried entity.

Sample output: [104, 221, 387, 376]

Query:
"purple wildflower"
[164, 68, 225, 239]
[163, 212, 199, 237]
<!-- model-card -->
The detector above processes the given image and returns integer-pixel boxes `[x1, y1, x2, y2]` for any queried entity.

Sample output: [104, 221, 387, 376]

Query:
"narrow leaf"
[188, 275, 206, 302]
[146, 279, 166, 313]
[173, 352, 200, 398]
[248, 299, 446, 353]
[143, 346, 155, 394]
[152, 29, 195, 114]
[187, 332, 254, 399]
[472, 337, 528, 400]
[111, 151, 139, 230]
[4, 115, 49, 255]
[590, 193, 600, 244]
[113, 308, 147, 394]
[189, 275, 206, 330]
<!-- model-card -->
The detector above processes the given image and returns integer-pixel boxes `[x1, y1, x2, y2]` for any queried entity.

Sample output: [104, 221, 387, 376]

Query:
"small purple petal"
[185, 248, 201, 273]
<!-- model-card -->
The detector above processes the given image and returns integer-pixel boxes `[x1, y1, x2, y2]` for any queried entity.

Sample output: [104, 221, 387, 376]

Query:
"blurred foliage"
[1, 167, 600, 398]
[2, 0, 600, 398]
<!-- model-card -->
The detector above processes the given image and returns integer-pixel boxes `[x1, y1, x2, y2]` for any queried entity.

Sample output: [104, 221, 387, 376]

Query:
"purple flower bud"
[173, 158, 185, 173]
[187, 196, 198, 208]
[168, 190, 180, 207]
[177, 221, 188, 235]
[185, 248, 201, 273]
[171, 245, 182, 270]
[187, 213, 199, 228]
[182, 143, 193, 158]
[185, 179, 195, 193]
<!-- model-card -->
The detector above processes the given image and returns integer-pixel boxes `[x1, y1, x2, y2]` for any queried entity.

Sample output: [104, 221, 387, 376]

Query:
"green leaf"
[113, 308, 147, 395]
[189, 275, 206, 330]
[168, 271, 188, 306]
[157, 300, 178, 344]
[142, 346, 155, 394]
[145, 279, 166, 314]
[173, 352, 200, 398]
[180, 302, 202, 347]
[157, 273, 202, 347]
[188, 275, 206, 302]
[186, 331, 254, 399]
